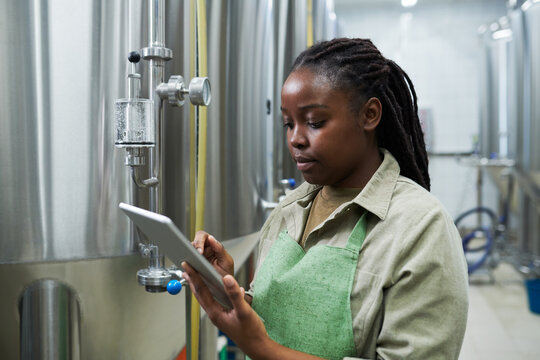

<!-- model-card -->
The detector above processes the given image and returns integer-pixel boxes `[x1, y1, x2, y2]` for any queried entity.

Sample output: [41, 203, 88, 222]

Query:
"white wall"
[335, 0, 507, 153]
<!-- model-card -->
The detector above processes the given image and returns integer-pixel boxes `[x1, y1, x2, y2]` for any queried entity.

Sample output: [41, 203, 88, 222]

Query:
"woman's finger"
[222, 275, 251, 318]
[181, 262, 218, 313]
[207, 235, 224, 253]
[192, 231, 209, 254]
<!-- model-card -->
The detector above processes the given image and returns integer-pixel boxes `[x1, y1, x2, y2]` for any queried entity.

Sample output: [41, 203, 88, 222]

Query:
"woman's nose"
[289, 125, 307, 149]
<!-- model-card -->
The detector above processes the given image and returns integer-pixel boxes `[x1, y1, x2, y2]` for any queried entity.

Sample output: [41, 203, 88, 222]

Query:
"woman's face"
[280, 68, 381, 188]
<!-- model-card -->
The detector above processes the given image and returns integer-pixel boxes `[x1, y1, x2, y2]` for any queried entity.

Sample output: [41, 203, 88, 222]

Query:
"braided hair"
[291, 38, 430, 191]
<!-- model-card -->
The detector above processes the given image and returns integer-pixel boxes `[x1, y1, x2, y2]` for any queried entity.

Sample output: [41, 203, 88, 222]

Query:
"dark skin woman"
[182, 38, 468, 360]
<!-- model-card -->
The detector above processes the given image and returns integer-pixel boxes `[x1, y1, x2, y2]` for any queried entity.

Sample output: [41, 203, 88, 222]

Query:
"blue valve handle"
[167, 280, 183, 295]
[287, 178, 296, 188]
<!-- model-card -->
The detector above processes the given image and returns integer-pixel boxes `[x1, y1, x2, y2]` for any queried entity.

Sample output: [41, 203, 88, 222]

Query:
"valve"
[167, 280, 183, 295]
[280, 178, 296, 190]
[157, 75, 212, 107]
[166, 269, 187, 295]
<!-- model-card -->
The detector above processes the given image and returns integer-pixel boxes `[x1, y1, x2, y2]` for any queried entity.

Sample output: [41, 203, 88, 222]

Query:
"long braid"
[292, 38, 431, 190]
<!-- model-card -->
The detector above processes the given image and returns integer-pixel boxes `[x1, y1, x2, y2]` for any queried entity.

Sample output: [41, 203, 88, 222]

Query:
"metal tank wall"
[521, 0, 540, 256]
[204, 0, 322, 240]
[204, 0, 275, 241]
[478, 0, 540, 258]
[0, 0, 186, 358]
[203, 0, 339, 242]
[478, 18, 512, 159]
[0, 0, 341, 358]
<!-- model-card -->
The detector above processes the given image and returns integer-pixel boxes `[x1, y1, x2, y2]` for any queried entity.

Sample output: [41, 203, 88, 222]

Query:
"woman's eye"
[307, 120, 325, 129]
[283, 121, 293, 129]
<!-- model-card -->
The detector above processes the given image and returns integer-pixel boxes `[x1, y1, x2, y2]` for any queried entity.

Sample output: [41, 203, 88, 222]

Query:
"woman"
[182, 38, 468, 360]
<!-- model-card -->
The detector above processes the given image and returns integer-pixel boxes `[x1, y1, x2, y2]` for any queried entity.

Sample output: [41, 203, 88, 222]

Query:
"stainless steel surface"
[0, 0, 338, 357]
[203, 0, 338, 241]
[0, 256, 185, 359]
[205, 0, 277, 240]
[0, 0, 139, 264]
[507, 4, 525, 163]
[523, 0, 540, 173]
[0, 0, 186, 357]
[522, 0, 540, 256]
[478, 18, 512, 159]
[313, 0, 339, 40]
[20, 279, 81, 360]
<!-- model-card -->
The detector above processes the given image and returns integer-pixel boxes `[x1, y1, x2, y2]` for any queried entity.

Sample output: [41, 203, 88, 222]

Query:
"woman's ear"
[361, 97, 382, 132]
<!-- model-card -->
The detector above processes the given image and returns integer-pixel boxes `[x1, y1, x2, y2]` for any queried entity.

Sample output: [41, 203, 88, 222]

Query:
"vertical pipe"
[149, 0, 165, 47]
[307, 0, 314, 47]
[186, 1, 197, 359]
[191, 1, 209, 357]
[146, 0, 166, 276]
[147, 0, 166, 215]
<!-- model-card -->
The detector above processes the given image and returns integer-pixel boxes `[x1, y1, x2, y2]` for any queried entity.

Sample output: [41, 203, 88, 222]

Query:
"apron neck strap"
[345, 212, 368, 252]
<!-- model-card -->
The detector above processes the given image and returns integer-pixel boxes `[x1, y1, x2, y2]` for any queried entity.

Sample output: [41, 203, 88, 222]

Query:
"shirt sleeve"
[375, 206, 469, 360]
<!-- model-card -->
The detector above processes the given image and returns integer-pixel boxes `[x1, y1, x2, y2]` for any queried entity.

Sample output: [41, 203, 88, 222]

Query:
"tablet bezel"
[119, 202, 232, 309]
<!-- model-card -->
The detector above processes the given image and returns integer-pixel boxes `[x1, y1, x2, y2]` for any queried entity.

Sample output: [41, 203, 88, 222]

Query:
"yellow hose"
[190, 0, 208, 359]
[307, 0, 314, 47]
[189, 0, 197, 242]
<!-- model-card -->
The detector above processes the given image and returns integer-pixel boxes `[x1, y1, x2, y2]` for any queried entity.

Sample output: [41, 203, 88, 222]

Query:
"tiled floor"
[459, 264, 540, 360]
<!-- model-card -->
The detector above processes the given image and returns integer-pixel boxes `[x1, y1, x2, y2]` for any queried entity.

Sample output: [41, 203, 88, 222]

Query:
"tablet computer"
[119, 202, 232, 309]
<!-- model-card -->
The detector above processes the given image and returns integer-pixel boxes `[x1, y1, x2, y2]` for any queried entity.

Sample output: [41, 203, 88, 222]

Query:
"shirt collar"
[352, 149, 399, 221]
[280, 148, 399, 222]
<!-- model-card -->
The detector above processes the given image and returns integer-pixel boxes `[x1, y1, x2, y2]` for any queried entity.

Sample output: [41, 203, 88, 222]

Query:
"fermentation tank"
[0, 0, 339, 358]
[478, 18, 512, 159]
[478, 0, 540, 261]
[521, 0, 540, 256]
[0, 0, 187, 358]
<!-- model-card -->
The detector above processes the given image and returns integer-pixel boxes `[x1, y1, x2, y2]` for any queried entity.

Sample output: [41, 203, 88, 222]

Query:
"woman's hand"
[182, 263, 326, 360]
[192, 231, 234, 276]
[181, 263, 270, 358]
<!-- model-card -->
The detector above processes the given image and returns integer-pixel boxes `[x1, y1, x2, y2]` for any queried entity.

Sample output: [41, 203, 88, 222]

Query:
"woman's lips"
[295, 156, 316, 171]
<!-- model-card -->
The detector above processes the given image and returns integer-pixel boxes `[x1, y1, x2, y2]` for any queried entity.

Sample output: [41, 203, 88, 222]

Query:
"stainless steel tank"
[0, 1, 186, 358]
[203, 0, 339, 241]
[521, 0, 540, 256]
[478, 18, 512, 159]
[0, 0, 340, 358]
[204, 0, 314, 240]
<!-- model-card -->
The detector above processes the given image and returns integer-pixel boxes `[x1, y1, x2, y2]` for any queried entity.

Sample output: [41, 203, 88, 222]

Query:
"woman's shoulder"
[392, 175, 448, 218]
[380, 174, 460, 250]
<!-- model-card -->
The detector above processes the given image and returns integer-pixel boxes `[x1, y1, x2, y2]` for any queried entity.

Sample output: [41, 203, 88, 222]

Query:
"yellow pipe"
[187, 0, 197, 358]
[189, 0, 197, 239]
[307, 0, 314, 47]
[190, 0, 209, 359]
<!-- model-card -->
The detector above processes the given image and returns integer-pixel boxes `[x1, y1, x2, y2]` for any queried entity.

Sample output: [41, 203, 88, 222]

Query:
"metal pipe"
[149, 0, 165, 47]
[135, 0, 173, 292]
[146, 0, 168, 215]
[147, 0, 167, 276]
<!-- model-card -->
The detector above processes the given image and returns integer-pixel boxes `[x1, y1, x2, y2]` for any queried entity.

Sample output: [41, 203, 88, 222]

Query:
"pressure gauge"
[188, 77, 211, 106]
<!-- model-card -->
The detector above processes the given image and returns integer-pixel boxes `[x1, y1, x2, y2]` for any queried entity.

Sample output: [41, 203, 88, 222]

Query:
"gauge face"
[201, 79, 211, 105]
[189, 77, 211, 106]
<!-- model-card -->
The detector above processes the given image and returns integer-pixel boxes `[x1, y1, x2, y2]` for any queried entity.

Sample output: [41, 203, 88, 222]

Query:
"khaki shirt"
[249, 150, 469, 359]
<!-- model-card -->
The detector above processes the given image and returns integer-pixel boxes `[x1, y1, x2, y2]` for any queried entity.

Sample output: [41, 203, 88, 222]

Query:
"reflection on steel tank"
[477, 0, 540, 260]
[0, 0, 340, 358]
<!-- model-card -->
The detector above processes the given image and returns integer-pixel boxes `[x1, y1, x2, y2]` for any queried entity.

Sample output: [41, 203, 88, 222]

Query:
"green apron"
[251, 213, 367, 360]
